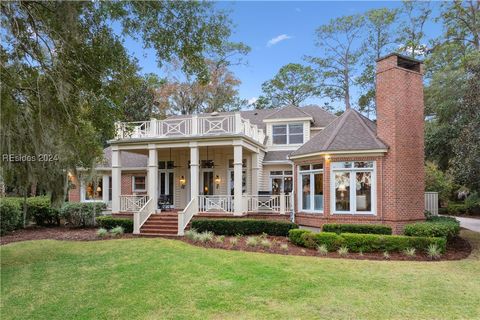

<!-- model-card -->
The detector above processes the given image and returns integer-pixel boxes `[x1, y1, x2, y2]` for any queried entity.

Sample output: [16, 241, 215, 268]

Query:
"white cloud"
[266, 34, 292, 47]
[247, 97, 258, 105]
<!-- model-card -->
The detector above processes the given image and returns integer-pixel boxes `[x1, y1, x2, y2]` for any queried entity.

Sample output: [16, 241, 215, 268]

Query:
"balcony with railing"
[114, 113, 266, 145]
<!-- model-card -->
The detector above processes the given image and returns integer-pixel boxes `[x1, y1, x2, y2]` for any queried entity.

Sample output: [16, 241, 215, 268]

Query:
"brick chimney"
[376, 53, 425, 232]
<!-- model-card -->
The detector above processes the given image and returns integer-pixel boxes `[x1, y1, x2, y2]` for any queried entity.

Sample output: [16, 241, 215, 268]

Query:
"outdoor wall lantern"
[215, 175, 221, 189]
[179, 176, 186, 189]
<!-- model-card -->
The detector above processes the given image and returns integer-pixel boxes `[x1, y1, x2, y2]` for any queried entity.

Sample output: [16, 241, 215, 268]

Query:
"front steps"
[140, 212, 178, 236]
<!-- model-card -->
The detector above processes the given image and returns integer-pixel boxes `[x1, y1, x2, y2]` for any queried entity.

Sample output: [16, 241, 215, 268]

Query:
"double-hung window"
[298, 164, 323, 213]
[132, 176, 146, 192]
[272, 123, 303, 145]
[331, 161, 376, 215]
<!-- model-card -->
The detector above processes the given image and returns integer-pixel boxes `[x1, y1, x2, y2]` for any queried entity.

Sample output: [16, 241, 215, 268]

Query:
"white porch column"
[102, 174, 109, 206]
[147, 144, 158, 212]
[233, 143, 243, 215]
[190, 143, 199, 202]
[111, 147, 122, 213]
[251, 152, 259, 196]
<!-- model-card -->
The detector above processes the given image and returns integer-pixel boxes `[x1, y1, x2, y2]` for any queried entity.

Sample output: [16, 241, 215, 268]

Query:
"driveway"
[449, 216, 480, 233]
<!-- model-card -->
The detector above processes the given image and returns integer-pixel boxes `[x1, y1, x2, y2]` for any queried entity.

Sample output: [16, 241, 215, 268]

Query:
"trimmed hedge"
[0, 198, 23, 235]
[288, 229, 446, 253]
[26, 196, 60, 226]
[191, 219, 298, 236]
[288, 229, 311, 246]
[96, 216, 133, 233]
[404, 216, 460, 240]
[322, 223, 392, 235]
[60, 202, 106, 227]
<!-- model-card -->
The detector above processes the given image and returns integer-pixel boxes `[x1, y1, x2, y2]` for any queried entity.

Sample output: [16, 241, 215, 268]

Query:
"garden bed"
[0, 226, 133, 245]
[181, 234, 472, 261]
[1, 227, 472, 261]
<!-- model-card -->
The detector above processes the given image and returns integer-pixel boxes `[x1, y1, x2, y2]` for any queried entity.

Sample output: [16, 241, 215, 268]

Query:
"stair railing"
[177, 197, 198, 236]
[133, 198, 155, 234]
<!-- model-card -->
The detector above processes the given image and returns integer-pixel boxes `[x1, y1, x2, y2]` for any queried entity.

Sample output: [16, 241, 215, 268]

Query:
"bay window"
[298, 164, 323, 212]
[272, 123, 303, 145]
[331, 161, 375, 214]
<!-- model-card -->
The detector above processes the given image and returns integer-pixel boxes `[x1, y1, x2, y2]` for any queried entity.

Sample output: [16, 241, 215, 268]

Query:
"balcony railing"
[115, 113, 265, 144]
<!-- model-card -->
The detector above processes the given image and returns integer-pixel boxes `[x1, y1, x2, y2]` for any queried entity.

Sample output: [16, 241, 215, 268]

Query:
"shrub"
[191, 219, 298, 236]
[0, 198, 23, 235]
[185, 229, 198, 240]
[27, 196, 60, 226]
[96, 216, 133, 233]
[341, 233, 447, 253]
[280, 243, 289, 251]
[260, 239, 272, 249]
[338, 246, 349, 256]
[97, 228, 108, 238]
[110, 226, 124, 236]
[465, 192, 480, 215]
[446, 203, 468, 215]
[383, 251, 391, 260]
[316, 244, 328, 256]
[403, 248, 416, 257]
[60, 202, 106, 227]
[311, 232, 345, 251]
[246, 236, 259, 247]
[322, 223, 392, 235]
[288, 229, 311, 246]
[404, 218, 460, 240]
[229, 237, 239, 246]
[215, 235, 225, 244]
[427, 244, 441, 260]
[197, 231, 214, 243]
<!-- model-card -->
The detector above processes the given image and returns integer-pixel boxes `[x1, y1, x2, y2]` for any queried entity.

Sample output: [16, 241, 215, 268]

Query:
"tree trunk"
[22, 192, 27, 228]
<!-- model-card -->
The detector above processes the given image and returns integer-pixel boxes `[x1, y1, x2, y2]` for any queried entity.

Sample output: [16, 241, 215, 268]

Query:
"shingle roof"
[264, 105, 313, 120]
[301, 105, 338, 127]
[290, 109, 388, 157]
[264, 151, 292, 162]
[101, 147, 147, 168]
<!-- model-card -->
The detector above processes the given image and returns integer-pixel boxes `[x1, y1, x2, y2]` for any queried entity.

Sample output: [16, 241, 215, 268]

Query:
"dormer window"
[272, 123, 303, 145]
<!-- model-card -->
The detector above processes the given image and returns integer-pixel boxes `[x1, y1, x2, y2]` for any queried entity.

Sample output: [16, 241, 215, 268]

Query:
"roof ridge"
[351, 110, 385, 148]
[264, 105, 313, 120]
[321, 109, 351, 150]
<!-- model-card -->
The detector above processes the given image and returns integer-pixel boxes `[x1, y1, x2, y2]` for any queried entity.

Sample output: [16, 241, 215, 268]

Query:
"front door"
[200, 170, 214, 195]
[159, 170, 174, 208]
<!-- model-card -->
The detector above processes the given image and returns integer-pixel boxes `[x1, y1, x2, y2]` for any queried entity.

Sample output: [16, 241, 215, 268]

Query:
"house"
[68, 53, 426, 235]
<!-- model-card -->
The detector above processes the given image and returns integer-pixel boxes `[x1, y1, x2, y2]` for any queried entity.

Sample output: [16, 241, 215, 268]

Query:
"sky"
[121, 1, 443, 110]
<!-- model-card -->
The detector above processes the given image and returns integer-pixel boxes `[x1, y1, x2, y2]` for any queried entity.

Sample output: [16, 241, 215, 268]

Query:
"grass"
[1, 231, 480, 320]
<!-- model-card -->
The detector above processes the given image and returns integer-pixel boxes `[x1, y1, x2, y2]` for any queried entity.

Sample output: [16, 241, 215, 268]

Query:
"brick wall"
[376, 54, 425, 228]
[68, 175, 80, 202]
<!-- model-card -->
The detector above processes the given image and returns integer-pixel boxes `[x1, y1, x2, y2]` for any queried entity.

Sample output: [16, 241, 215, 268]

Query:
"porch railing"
[120, 195, 148, 212]
[198, 195, 234, 212]
[243, 193, 289, 214]
[178, 197, 198, 236]
[196, 194, 291, 214]
[133, 197, 155, 234]
[115, 113, 265, 144]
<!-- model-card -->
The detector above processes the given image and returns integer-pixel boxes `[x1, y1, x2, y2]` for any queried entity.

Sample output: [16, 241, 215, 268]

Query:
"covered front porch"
[110, 138, 292, 234]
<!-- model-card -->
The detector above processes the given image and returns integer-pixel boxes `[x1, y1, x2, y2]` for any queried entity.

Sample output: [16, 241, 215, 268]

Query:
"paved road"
[449, 216, 480, 233]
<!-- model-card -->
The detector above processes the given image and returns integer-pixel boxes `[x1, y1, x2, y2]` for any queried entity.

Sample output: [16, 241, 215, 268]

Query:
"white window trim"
[132, 175, 147, 192]
[272, 123, 304, 145]
[297, 165, 324, 214]
[269, 171, 293, 194]
[80, 178, 105, 203]
[330, 162, 377, 215]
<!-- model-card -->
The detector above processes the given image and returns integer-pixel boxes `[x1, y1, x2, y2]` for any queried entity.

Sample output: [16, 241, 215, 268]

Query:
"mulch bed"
[182, 235, 472, 261]
[0, 226, 133, 245]
[1, 227, 472, 261]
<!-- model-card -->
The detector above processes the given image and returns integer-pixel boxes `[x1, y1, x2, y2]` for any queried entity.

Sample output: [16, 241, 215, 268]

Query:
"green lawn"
[1, 231, 480, 320]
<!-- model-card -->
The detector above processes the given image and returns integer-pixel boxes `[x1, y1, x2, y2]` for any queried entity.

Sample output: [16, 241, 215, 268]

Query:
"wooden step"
[140, 228, 178, 234]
